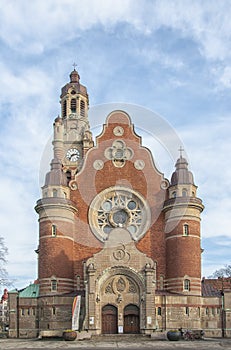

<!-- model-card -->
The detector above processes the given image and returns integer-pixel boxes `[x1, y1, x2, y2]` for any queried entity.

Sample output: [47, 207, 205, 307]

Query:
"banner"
[72, 295, 81, 330]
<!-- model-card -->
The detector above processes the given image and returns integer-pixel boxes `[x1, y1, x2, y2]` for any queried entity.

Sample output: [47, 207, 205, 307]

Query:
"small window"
[71, 98, 76, 113]
[159, 275, 164, 290]
[184, 279, 190, 291]
[185, 306, 189, 316]
[206, 307, 209, 315]
[198, 307, 200, 317]
[21, 308, 25, 316]
[51, 225, 57, 237]
[172, 191, 176, 198]
[182, 189, 187, 197]
[80, 100, 85, 117]
[52, 306, 56, 316]
[51, 279, 57, 291]
[217, 308, 220, 315]
[76, 275, 81, 290]
[183, 224, 189, 236]
[53, 189, 57, 197]
[157, 307, 162, 316]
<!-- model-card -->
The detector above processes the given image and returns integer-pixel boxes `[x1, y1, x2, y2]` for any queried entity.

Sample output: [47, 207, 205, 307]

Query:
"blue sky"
[0, 0, 231, 290]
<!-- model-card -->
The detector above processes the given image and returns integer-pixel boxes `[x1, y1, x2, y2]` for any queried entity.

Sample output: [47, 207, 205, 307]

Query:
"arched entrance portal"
[124, 304, 140, 334]
[102, 304, 118, 334]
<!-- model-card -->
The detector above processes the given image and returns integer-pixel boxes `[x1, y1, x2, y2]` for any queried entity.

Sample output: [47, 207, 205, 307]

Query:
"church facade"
[8, 70, 231, 338]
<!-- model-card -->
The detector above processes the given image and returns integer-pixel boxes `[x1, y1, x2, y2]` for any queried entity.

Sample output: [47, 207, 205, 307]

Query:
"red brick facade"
[8, 70, 231, 338]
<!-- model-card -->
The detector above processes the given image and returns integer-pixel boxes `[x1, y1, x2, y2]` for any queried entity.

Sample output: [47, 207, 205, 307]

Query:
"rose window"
[89, 187, 151, 242]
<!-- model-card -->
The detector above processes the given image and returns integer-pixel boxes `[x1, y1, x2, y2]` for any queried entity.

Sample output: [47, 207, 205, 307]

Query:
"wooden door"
[124, 304, 140, 334]
[102, 304, 118, 334]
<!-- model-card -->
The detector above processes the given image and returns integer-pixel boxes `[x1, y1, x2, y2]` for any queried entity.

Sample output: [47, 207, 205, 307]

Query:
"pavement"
[0, 336, 231, 350]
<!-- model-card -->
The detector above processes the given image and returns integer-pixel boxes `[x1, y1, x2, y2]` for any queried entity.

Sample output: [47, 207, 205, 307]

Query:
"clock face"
[66, 148, 80, 162]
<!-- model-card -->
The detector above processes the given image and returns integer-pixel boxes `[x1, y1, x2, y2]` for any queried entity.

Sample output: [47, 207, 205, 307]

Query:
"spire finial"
[73, 62, 77, 71]
[178, 146, 184, 158]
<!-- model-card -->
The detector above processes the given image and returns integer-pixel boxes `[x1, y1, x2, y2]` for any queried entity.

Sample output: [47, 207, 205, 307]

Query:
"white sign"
[118, 325, 123, 333]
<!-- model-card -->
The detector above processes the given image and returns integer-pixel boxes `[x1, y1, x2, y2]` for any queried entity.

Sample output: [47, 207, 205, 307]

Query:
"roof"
[18, 283, 39, 298]
[202, 277, 231, 297]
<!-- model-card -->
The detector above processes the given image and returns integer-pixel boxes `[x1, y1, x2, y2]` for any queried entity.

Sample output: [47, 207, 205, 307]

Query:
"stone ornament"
[69, 180, 78, 190]
[93, 159, 104, 170]
[160, 179, 169, 190]
[134, 159, 145, 170]
[104, 275, 138, 295]
[113, 244, 130, 262]
[104, 140, 133, 168]
[113, 126, 124, 136]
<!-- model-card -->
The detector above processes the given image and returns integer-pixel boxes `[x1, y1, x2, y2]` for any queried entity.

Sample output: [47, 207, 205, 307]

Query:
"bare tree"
[209, 264, 231, 278]
[0, 237, 11, 287]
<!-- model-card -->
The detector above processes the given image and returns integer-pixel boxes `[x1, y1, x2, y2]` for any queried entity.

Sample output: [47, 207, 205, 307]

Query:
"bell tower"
[53, 67, 93, 174]
[35, 69, 93, 300]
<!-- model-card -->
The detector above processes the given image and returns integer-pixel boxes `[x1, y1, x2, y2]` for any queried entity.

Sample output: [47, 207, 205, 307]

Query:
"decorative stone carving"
[105, 281, 113, 294]
[134, 159, 145, 170]
[116, 277, 126, 292]
[104, 140, 133, 168]
[113, 244, 130, 263]
[113, 126, 124, 136]
[69, 180, 78, 190]
[93, 159, 104, 170]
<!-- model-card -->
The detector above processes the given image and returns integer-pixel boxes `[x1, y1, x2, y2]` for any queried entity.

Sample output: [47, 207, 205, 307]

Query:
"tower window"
[62, 100, 67, 118]
[51, 279, 57, 291]
[52, 306, 56, 316]
[52, 189, 57, 197]
[182, 189, 187, 197]
[184, 279, 190, 291]
[71, 98, 76, 113]
[183, 224, 189, 236]
[80, 100, 85, 117]
[172, 191, 176, 198]
[51, 224, 57, 237]
[185, 306, 190, 316]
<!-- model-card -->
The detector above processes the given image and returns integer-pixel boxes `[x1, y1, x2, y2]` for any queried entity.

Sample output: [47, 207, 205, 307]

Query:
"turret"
[163, 154, 204, 295]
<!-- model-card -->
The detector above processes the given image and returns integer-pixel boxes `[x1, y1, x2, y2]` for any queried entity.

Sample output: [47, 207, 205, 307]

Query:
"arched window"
[184, 279, 190, 291]
[182, 189, 187, 197]
[172, 191, 176, 198]
[157, 307, 161, 316]
[52, 189, 57, 197]
[183, 224, 189, 236]
[80, 100, 85, 117]
[62, 100, 67, 118]
[185, 306, 190, 316]
[51, 224, 57, 237]
[71, 98, 76, 113]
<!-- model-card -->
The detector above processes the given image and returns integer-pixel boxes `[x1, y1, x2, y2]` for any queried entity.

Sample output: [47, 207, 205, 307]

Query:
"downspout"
[16, 294, 19, 338]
